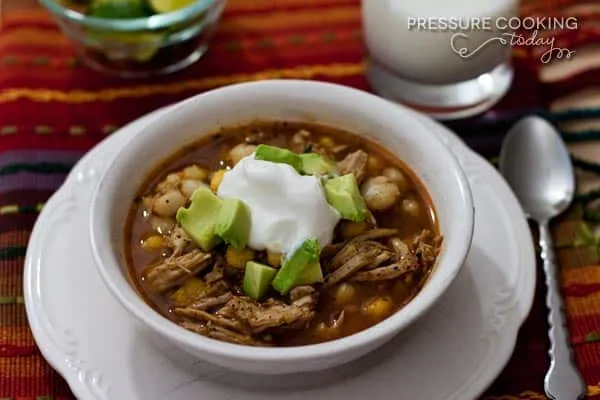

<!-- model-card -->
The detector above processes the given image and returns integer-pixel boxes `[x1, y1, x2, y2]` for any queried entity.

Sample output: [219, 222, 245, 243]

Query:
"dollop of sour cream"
[217, 154, 340, 254]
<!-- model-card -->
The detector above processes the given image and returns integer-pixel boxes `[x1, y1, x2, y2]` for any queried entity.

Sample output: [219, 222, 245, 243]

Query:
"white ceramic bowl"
[90, 80, 474, 375]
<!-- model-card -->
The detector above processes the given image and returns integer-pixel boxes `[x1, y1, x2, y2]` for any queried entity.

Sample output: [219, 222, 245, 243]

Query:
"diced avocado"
[215, 198, 251, 249]
[243, 261, 277, 300]
[254, 144, 302, 172]
[323, 174, 368, 222]
[272, 239, 320, 295]
[296, 260, 324, 285]
[176, 188, 223, 251]
[89, 0, 151, 18]
[299, 153, 338, 176]
[148, 0, 195, 13]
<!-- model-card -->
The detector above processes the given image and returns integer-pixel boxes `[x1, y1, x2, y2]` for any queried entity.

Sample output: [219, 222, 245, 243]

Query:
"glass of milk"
[363, 0, 519, 120]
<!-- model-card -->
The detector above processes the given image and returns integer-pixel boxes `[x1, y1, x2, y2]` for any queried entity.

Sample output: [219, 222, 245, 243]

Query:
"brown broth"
[124, 121, 439, 346]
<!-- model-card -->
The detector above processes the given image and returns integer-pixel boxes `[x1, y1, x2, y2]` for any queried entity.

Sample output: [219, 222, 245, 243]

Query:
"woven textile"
[0, 0, 599, 399]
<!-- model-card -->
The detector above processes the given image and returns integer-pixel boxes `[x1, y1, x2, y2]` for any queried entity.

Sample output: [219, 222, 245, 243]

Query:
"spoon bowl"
[499, 116, 574, 222]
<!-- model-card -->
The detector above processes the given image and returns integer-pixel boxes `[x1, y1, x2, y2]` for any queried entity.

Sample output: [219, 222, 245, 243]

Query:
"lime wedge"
[89, 0, 151, 19]
[148, 0, 196, 14]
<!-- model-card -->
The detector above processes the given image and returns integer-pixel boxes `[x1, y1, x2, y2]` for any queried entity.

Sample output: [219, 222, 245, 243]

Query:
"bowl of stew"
[90, 79, 474, 374]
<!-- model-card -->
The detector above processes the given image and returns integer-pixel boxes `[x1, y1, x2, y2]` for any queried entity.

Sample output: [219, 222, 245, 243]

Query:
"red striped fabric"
[0, 0, 599, 399]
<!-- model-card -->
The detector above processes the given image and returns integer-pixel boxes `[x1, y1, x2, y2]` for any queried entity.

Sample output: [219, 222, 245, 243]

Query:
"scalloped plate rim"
[23, 105, 536, 400]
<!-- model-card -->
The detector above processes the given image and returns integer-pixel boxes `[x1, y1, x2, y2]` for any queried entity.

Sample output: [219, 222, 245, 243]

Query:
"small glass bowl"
[38, 0, 226, 78]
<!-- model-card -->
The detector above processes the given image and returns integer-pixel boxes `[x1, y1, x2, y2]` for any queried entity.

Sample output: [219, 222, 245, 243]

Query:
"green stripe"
[584, 210, 600, 224]
[585, 332, 600, 343]
[102, 125, 118, 134]
[0, 296, 24, 305]
[572, 155, 600, 174]
[575, 189, 600, 204]
[0, 126, 17, 135]
[0, 162, 73, 176]
[36, 397, 54, 400]
[549, 108, 600, 122]
[0, 247, 26, 260]
[0, 203, 44, 215]
[576, 189, 600, 224]
[562, 130, 600, 143]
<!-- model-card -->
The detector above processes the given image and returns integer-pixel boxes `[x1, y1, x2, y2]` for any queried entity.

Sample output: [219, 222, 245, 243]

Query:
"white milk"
[363, 0, 518, 85]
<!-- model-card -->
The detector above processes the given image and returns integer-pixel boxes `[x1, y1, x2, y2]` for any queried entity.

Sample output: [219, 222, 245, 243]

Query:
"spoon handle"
[539, 222, 586, 400]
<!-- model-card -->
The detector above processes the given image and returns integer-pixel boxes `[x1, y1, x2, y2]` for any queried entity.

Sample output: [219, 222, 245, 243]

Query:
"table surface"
[1, 0, 600, 399]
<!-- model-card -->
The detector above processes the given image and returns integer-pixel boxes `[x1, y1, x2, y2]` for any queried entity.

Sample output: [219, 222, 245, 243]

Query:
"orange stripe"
[0, 28, 68, 49]
[1, 9, 54, 24]
[589, 382, 600, 396]
[566, 291, 600, 318]
[0, 230, 30, 247]
[0, 355, 53, 379]
[0, 62, 365, 104]
[562, 265, 600, 286]
[0, 326, 35, 346]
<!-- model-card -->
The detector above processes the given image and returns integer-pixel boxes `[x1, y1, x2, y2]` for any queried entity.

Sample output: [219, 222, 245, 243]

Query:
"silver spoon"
[499, 116, 585, 400]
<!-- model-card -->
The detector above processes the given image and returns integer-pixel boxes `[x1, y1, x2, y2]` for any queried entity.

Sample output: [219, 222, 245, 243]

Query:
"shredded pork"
[338, 150, 368, 183]
[143, 250, 212, 293]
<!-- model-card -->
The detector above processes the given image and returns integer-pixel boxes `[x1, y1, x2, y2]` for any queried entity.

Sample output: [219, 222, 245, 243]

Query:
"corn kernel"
[226, 246, 255, 269]
[267, 251, 282, 267]
[210, 169, 226, 192]
[141, 235, 167, 251]
[170, 278, 207, 306]
[362, 297, 394, 320]
[314, 321, 340, 340]
[318, 136, 335, 148]
[183, 165, 209, 182]
[340, 221, 368, 239]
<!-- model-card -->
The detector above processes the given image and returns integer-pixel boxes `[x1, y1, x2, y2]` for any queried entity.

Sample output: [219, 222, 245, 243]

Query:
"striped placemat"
[0, 0, 599, 398]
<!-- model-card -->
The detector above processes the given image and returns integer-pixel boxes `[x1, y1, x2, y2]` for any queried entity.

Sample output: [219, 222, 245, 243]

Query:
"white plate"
[24, 105, 536, 400]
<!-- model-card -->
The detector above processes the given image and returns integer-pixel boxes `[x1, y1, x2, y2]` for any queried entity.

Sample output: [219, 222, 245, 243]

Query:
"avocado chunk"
[254, 144, 302, 172]
[299, 153, 338, 176]
[148, 0, 195, 14]
[89, 0, 151, 18]
[323, 174, 368, 222]
[296, 260, 324, 285]
[272, 238, 320, 295]
[215, 198, 251, 249]
[243, 261, 277, 300]
[176, 188, 223, 251]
